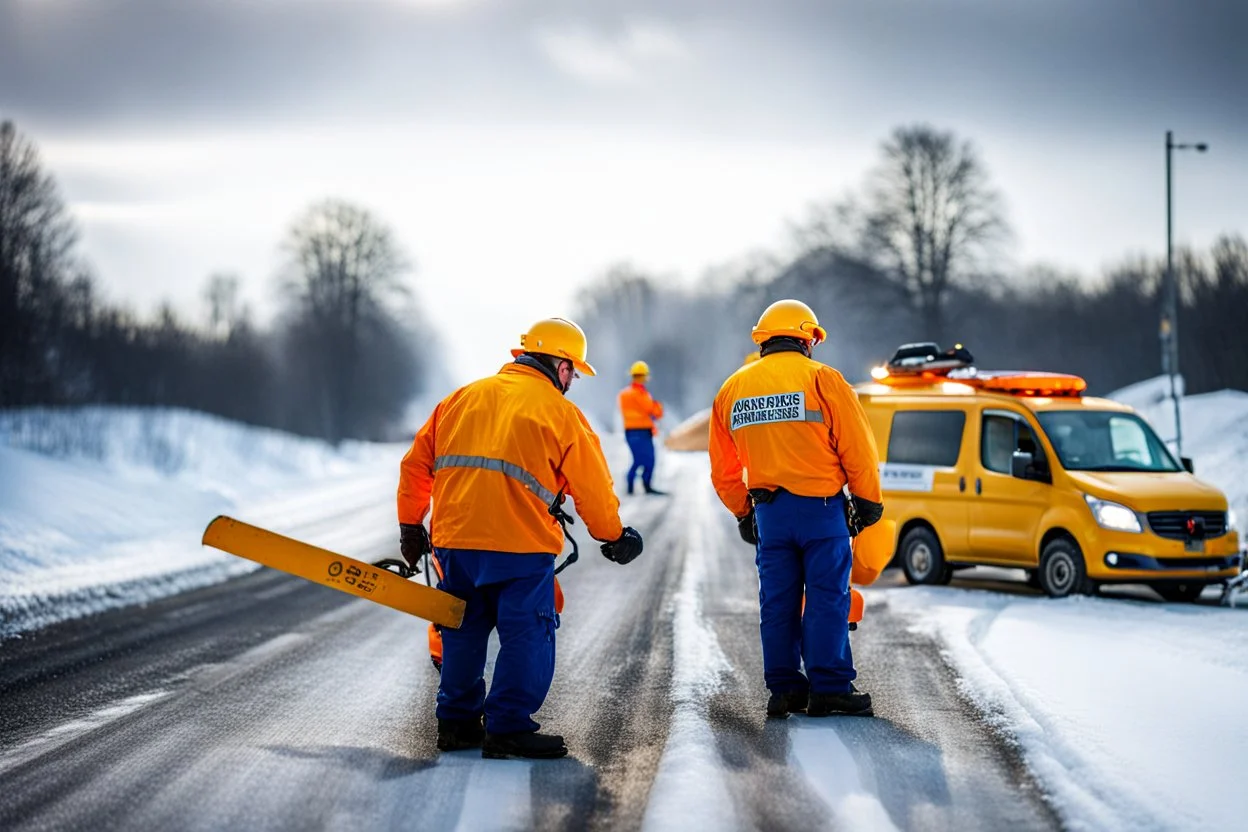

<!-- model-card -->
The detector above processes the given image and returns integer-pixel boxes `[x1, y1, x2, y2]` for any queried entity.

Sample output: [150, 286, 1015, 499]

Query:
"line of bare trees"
[573, 124, 1248, 428]
[0, 120, 431, 442]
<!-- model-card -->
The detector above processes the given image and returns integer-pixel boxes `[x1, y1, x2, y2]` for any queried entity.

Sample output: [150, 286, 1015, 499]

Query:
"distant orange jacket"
[709, 351, 882, 518]
[619, 383, 664, 434]
[398, 363, 624, 554]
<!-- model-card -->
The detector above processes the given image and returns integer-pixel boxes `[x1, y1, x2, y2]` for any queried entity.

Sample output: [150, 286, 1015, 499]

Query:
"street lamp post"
[1162, 129, 1207, 457]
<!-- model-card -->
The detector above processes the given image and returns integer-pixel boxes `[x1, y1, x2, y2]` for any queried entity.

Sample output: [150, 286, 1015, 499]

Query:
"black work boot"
[806, 686, 874, 717]
[766, 689, 809, 719]
[482, 731, 568, 760]
[437, 717, 485, 751]
[644, 486, 668, 496]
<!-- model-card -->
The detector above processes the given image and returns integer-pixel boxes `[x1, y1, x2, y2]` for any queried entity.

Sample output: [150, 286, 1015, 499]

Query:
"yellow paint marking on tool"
[202, 516, 465, 628]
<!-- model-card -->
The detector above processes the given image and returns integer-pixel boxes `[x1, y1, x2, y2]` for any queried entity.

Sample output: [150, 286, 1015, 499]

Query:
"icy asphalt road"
[0, 456, 1057, 831]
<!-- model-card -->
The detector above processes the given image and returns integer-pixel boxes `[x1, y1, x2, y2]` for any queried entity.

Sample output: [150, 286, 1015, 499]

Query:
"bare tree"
[201, 272, 244, 340]
[278, 198, 413, 442]
[859, 124, 1009, 343]
[0, 120, 81, 405]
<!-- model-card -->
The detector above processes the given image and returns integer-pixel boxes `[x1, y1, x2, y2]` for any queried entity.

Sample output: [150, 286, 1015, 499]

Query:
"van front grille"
[1146, 511, 1227, 540]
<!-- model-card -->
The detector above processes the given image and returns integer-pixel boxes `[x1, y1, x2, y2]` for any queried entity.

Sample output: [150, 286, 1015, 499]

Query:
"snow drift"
[0, 407, 402, 639]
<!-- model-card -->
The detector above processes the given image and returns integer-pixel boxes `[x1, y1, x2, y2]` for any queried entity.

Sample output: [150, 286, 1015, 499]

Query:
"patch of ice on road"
[790, 722, 899, 831]
[451, 756, 532, 832]
[884, 586, 1248, 831]
[0, 690, 172, 774]
[643, 461, 735, 831]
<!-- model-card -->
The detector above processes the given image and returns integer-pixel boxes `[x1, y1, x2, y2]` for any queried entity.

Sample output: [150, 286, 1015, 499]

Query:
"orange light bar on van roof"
[975, 372, 1087, 397]
[871, 367, 1087, 397]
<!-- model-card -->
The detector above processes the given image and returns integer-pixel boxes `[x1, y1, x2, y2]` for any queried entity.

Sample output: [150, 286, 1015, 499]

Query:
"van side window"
[982, 413, 1044, 475]
[887, 411, 966, 466]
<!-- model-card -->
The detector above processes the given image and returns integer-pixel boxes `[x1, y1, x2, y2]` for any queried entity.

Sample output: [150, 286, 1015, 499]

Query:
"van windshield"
[1036, 410, 1181, 472]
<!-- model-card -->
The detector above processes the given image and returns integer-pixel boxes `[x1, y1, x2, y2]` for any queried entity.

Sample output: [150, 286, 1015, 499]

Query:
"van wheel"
[1038, 537, 1092, 598]
[1153, 582, 1206, 603]
[900, 527, 953, 585]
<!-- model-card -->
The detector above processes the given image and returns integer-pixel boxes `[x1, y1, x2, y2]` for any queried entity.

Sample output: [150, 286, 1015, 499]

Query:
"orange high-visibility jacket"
[618, 383, 664, 434]
[709, 351, 882, 518]
[399, 363, 624, 554]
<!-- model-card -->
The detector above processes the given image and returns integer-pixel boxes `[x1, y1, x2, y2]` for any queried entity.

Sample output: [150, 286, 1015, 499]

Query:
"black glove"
[737, 510, 758, 546]
[399, 523, 432, 569]
[845, 496, 884, 536]
[601, 527, 643, 565]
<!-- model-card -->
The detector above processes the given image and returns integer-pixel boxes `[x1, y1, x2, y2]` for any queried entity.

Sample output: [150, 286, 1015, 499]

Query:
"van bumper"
[1103, 553, 1238, 578]
[1084, 529, 1241, 581]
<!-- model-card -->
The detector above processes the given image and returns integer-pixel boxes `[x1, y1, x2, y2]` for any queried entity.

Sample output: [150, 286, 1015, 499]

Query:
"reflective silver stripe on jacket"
[433, 455, 557, 505]
[805, 410, 824, 423]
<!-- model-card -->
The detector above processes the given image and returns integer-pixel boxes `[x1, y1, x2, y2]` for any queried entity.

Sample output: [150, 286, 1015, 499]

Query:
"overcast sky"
[3, 0, 1245, 382]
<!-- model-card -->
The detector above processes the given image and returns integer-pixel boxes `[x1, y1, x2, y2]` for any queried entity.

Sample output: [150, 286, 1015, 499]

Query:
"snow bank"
[0, 407, 400, 639]
[1108, 376, 1248, 528]
[880, 587, 1248, 831]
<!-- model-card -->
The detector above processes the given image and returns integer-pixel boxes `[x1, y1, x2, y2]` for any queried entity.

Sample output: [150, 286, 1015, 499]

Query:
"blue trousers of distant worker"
[625, 428, 656, 492]
[753, 491, 855, 695]
[434, 549, 558, 735]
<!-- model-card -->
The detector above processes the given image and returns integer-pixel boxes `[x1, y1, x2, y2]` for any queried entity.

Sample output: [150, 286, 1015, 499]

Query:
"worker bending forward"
[709, 300, 883, 718]
[398, 318, 643, 759]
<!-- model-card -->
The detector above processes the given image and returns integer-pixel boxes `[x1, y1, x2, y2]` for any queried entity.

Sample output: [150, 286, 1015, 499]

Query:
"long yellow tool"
[202, 515, 465, 628]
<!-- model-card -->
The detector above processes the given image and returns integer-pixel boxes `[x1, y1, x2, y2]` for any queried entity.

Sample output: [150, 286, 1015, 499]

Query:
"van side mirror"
[1011, 451, 1033, 479]
[1011, 450, 1051, 482]
[1181, 456, 1195, 474]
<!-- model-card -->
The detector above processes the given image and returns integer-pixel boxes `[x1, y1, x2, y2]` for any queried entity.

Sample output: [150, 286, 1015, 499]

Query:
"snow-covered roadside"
[1109, 376, 1248, 526]
[877, 586, 1248, 831]
[0, 407, 404, 639]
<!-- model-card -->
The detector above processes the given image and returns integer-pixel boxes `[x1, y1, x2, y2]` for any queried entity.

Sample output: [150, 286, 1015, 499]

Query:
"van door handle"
[975, 478, 982, 495]
[959, 476, 966, 492]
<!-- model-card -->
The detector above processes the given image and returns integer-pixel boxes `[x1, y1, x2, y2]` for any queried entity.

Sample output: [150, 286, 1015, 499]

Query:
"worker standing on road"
[618, 360, 666, 495]
[398, 318, 644, 759]
[709, 300, 883, 719]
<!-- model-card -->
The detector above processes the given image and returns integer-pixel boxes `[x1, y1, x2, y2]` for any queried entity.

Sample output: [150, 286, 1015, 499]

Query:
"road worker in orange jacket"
[710, 299, 883, 719]
[618, 360, 666, 495]
[398, 317, 643, 759]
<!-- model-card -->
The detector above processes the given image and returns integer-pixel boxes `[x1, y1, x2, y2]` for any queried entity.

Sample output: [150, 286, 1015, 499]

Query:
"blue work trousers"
[434, 549, 558, 735]
[625, 428, 656, 491]
[753, 491, 856, 695]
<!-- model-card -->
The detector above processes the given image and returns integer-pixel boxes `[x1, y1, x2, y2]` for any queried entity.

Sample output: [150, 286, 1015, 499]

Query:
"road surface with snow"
[0, 453, 1058, 831]
[3, 400, 1248, 830]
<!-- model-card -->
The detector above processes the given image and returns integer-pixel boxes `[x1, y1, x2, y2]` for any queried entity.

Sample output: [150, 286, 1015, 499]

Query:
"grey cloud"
[1, 0, 1244, 140]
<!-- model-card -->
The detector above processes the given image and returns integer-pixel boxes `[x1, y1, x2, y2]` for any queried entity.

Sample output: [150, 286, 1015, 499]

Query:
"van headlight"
[1229, 507, 1240, 533]
[1083, 494, 1142, 533]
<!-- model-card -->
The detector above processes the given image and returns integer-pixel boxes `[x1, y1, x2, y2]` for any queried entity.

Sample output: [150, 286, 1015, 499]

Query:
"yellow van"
[858, 343, 1242, 601]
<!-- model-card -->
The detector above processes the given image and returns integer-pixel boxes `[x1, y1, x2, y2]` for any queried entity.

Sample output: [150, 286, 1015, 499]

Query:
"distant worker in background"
[709, 299, 883, 719]
[618, 361, 666, 495]
[398, 317, 644, 760]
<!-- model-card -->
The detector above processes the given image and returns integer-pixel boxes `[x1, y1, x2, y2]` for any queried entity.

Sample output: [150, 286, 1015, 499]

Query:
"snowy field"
[1112, 375, 1248, 527]
[0, 407, 403, 638]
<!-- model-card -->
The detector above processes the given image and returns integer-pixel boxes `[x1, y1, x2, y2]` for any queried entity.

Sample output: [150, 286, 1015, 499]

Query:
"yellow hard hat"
[629, 360, 651, 377]
[751, 299, 827, 346]
[511, 318, 596, 376]
[743, 351, 761, 366]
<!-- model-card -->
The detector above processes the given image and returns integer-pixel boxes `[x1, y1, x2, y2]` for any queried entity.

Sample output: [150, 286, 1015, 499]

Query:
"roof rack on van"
[868, 343, 1087, 398]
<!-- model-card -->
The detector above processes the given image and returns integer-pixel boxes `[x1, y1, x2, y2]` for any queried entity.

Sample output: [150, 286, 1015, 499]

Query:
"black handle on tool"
[373, 557, 417, 579]
[549, 488, 580, 575]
